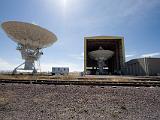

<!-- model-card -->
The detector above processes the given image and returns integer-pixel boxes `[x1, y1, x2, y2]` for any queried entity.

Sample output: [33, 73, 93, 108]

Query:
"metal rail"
[0, 79, 160, 87]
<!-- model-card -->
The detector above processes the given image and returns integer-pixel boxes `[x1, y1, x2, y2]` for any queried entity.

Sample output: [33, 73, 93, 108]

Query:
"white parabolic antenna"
[89, 46, 114, 75]
[2, 21, 57, 73]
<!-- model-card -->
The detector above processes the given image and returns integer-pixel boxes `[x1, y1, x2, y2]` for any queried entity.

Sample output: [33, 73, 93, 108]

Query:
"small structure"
[52, 67, 69, 75]
[125, 58, 160, 76]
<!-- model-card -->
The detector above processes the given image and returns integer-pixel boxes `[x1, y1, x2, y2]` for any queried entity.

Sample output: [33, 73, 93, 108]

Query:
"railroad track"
[0, 79, 160, 87]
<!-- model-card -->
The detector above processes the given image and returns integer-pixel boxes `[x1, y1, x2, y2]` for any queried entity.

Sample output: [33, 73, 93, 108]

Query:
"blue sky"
[0, 0, 160, 72]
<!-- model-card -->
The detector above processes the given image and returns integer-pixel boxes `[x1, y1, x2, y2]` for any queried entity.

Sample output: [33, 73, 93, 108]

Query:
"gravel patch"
[0, 83, 160, 120]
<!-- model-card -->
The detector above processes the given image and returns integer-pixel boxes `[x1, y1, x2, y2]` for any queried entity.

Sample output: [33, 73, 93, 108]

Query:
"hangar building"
[84, 36, 125, 75]
[125, 58, 160, 76]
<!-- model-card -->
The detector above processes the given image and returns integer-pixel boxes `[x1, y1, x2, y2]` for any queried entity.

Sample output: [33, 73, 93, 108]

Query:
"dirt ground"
[0, 83, 160, 120]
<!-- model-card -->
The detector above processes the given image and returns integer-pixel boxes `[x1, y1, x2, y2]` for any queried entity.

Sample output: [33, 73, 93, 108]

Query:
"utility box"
[52, 67, 69, 75]
[84, 36, 125, 75]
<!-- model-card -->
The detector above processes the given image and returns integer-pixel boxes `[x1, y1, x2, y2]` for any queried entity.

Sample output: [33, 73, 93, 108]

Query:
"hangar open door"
[84, 36, 125, 75]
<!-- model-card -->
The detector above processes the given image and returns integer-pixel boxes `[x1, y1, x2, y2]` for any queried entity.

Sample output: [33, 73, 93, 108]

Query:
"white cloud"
[69, 52, 84, 60]
[141, 52, 160, 58]
[119, 0, 160, 17]
[0, 58, 17, 71]
[126, 54, 135, 58]
[31, 21, 39, 25]
[125, 53, 138, 61]
[40, 61, 83, 72]
[0, 58, 83, 72]
[67, 0, 158, 27]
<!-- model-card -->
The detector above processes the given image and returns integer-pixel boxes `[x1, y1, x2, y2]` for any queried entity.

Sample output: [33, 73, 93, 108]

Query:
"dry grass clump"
[0, 74, 79, 81]
[0, 97, 9, 106]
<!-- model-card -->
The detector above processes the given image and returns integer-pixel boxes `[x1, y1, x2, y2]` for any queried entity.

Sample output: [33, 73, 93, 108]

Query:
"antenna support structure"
[13, 43, 43, 74]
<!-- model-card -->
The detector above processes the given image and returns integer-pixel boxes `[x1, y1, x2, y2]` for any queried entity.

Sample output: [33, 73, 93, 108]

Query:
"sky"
[0, 0, 160, 72]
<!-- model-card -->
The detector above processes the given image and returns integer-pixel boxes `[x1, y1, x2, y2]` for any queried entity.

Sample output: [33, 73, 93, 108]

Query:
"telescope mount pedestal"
[12, 44, 43, 74]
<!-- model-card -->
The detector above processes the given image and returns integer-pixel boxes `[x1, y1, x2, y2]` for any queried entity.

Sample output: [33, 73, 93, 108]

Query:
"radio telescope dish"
[2, 21, 57, 74]
[89, 46, 114, 75]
